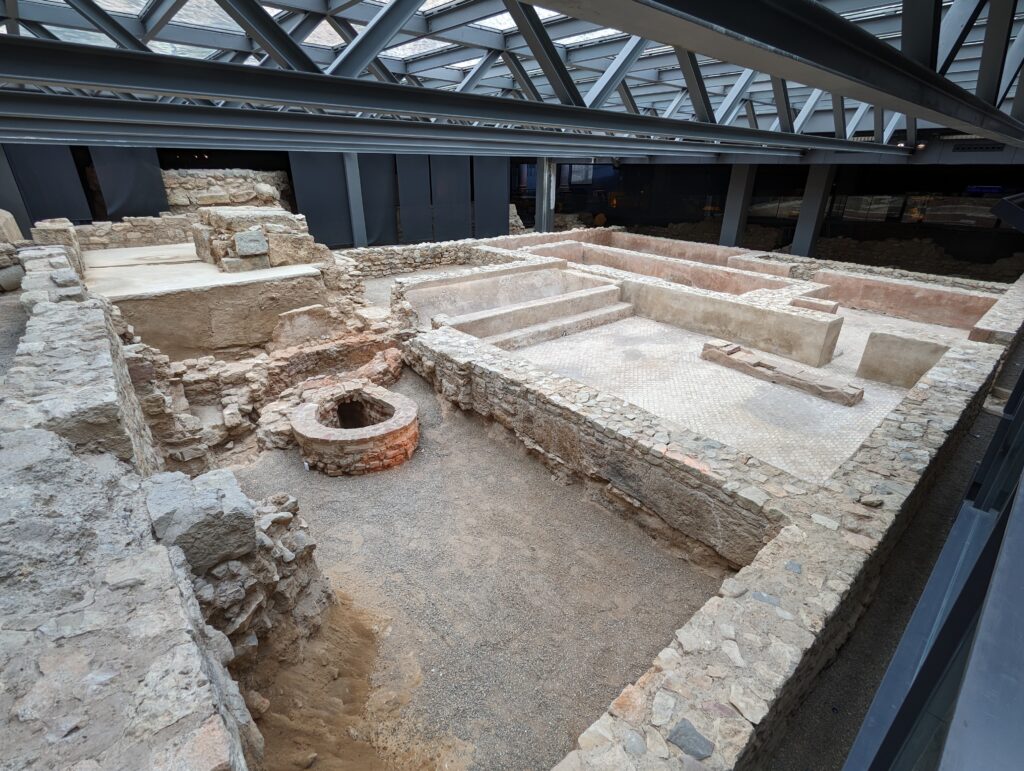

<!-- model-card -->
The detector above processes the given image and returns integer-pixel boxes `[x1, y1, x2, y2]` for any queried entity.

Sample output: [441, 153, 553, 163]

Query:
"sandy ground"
[233, 371, 727, 771]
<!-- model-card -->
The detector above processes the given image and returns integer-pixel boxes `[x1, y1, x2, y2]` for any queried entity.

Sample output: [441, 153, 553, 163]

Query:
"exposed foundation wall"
[75, 212, 197, 250]
[0, 246, 159, 473]
[406, 326, 801, 567]
[112, 270, 329, 358]
[532, 241, 794, 294]
[814, 268, 997, 328]
[622, 279, 842, 368]
[551, 334, 1004, 771]
[163, 168, 291, 212]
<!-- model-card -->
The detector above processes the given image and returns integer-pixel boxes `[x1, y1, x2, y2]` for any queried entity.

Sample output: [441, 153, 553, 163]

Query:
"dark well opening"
[322, 392, 395, 429]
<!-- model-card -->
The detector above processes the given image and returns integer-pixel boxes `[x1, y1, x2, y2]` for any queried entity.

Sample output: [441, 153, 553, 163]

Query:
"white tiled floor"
[515, 316, 910, 484]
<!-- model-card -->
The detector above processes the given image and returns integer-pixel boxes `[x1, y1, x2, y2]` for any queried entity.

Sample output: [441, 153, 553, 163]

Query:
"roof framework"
[0, 0, 1022, 157]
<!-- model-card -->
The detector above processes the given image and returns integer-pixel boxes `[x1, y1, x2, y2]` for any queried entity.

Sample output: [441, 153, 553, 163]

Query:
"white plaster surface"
[516, 316, 908, 484]
[82, 241, 199, 268]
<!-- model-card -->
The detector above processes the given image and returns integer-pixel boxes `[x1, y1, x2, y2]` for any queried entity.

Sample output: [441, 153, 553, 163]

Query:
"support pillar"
[720, 163, 757, 247]
[535, 157, 556, 233]
[792, 164, 836, 257]
[342, 152, 368, 247]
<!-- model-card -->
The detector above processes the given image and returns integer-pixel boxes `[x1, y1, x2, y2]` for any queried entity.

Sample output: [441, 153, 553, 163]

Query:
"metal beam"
[832, 94, 846, 139]
[522, 0, 1024, 146]
[794, 88, 824, 133]
[792, 164, 835, 257]
[661, 90, 687, 118]
[140, 0, 188, 43]
[617, 82, 640, 114]
[214, 0, 319, 72]
[744, 99, 759, 129]
[901, 0, 942, 69]
[714, 68, 757, 125]
[342, 152, 367, 247]
[328, 0, 422, 78]
[4, 0, 18, 35]
[976, 0, 1015, 104]
[720, 164, 756, 247]
[771, 76, 795, 132]
[847, 100, 871, 136]
[998, 32, 1024, 106]
[938, 0, 988, 74]
[503, 0, 584, 106]
[874, 105, 886, 142]
[457, 49, 501, 93]
[65, 0, 150, 52]
[326, 16, 401, 84]
[0, 37, 911, 155]
[501, 50, 543, 101]
[535, 157, 556, 232]
[0, 90, 804, 157]
[675, 48, 714, 122]
[584, 35, 647, 108]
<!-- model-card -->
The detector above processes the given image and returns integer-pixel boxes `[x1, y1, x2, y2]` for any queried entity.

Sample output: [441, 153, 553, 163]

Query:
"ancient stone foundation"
[192, 206, 331, 272]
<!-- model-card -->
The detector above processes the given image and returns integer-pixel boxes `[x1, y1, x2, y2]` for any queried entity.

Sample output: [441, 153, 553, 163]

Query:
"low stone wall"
[163, 168, 291, 212]
[76, 212, 197, 250]
[549, 337, 1004, 770]
[0, 246, 159, 473]
[406, 326, 801, 567]
[970, 273, 1024, 345]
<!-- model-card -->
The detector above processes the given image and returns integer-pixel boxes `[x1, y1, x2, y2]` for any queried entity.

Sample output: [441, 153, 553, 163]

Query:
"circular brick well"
[290, 382, 419, 475]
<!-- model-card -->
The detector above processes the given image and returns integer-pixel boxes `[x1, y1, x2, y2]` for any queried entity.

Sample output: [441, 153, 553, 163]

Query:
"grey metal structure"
[0, 0, 1019, 157]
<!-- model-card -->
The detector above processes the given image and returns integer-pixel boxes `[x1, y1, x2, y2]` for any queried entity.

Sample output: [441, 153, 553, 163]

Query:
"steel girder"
[501, 0, 584, 106]
[0, 90, 807, 157]
[327, 0, 423, 77]
[0, 37, 912, 156]
[521, 0, 1024, 147]
[65, 0, 150, 52]
[213, 0, 319, 72]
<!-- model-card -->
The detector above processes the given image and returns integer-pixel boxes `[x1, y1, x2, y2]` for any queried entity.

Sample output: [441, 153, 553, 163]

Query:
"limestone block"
[266, 231, 325, 266]
[146, 469, 256, 574]
[270, 304, 339, 349]
[0, 263, 24, 291]
[191, 223, 215, 263]
[0, 208, 24, 241]
[233, 229, 269, 257]
[222, 255, 271, 272]
[201, 206, 301, 232]
[196, 186, 231, 206]
[856, 330, 949, 388]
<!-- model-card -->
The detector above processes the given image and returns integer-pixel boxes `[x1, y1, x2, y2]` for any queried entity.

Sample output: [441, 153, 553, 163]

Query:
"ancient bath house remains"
[3, 185, 1023, 771]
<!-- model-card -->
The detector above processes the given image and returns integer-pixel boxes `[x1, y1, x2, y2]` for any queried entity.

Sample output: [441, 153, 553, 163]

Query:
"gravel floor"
[0, 291, 27, 375]
[233, 371, 725, 771]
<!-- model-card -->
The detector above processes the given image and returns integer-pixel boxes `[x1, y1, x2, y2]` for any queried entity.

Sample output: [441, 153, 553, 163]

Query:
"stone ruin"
[192, 206, 332, 273]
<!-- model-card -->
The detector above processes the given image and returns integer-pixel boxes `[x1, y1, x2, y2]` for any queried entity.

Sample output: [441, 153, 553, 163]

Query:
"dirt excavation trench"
[233, 372, 728, 770]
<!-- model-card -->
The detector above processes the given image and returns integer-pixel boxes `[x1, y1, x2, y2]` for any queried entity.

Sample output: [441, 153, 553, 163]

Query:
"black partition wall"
[89, 146, 168, 220]
[2, 144, 91, 225]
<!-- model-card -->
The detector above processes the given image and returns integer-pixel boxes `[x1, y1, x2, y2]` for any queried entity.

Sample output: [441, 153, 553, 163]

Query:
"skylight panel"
[95, 0, 149, 13]
[382, 37, 452, 58]
[474, 8, 561, 31]
[174, 0, 244, 33]
[556, 28, 621, 45]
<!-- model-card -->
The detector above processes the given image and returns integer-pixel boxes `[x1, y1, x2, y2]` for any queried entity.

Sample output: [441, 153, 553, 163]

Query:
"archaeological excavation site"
[5, 3, 1024, 771]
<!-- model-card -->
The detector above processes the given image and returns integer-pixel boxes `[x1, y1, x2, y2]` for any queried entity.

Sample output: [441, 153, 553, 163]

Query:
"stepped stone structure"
[192, 206, 332, 272]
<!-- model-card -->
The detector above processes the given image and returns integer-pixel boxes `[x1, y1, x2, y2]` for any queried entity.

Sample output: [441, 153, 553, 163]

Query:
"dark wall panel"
[288, 151, 353, 248]
[359, 154, 399, 246]
[89, 146, 168, 219]
[0, 148, 31, 237]
[430, 155, 472, 241]
[3, 144, 91, 224]
[473, 156, 510, 237]
[396, 154, 433, 244]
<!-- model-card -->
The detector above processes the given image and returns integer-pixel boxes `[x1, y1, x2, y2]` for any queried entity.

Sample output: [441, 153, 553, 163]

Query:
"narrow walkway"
[764, 340, 1024, 770]
[0, 291, 27, 375]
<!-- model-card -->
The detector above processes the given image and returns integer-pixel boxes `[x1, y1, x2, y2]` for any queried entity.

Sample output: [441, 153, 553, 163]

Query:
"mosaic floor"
[516, 316, 909, 484]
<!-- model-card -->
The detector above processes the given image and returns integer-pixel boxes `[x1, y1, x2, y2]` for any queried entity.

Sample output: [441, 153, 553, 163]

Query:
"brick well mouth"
[317, 391, 395, 429]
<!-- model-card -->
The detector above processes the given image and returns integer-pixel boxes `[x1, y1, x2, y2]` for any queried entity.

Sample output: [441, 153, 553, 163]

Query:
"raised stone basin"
[290, 381, 418, 475]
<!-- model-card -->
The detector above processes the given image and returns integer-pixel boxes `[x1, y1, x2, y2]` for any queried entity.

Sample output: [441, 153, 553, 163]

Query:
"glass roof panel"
[53, 27, 117, 47]
[556, 28, 622, 45]
[150, 40, 219, 58]
[306, 19, 345, 47]
[474, 8, 561, 31]
[174, 0, 244, 33]
[95, 0, 149, 14]
[382, 37, 452, 58]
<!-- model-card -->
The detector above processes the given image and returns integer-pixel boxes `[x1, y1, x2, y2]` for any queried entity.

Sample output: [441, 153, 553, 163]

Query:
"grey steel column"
[720, 163, 757, 247]
[791, 164, 836, 257]
[342, 152, 368, 247]
[535, 157, 556, 233]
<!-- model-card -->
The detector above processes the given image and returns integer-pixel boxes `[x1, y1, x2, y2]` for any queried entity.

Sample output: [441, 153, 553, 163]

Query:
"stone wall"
[406, 326, 800, 567]
[545, 340, 1004, 769]
[163, 169, 291, 212]
[0, 246, 159, 474]
[76, 213, 197, 250]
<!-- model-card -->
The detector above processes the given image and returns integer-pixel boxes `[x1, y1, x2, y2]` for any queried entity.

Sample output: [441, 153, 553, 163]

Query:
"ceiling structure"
[0, 0, 1022, 159]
